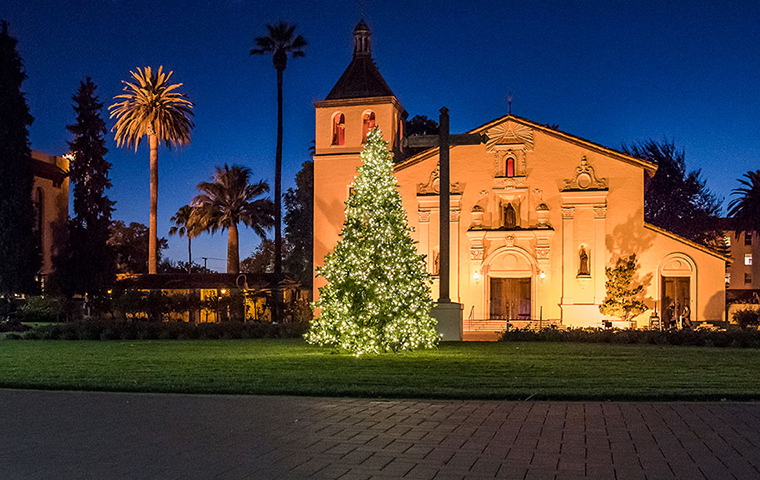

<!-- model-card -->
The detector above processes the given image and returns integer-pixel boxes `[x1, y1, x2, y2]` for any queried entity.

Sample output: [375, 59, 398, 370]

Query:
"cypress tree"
[56, 78, 115, 295]
[0, 21, 39, 295]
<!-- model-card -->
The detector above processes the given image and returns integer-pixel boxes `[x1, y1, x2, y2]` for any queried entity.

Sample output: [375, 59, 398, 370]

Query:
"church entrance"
[662, 277, 691, 328]
[489, 278, 531, 320]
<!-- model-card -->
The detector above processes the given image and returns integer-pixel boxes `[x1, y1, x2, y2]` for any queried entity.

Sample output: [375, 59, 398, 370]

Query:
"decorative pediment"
[562, 156, 608, 191]
[417, 162, 464, 195]
[486, 122, 534, 151]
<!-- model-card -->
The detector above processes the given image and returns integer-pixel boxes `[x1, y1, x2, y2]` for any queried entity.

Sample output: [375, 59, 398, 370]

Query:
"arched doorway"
[484, 246, 537, 320]
[658, 253, 697, 326]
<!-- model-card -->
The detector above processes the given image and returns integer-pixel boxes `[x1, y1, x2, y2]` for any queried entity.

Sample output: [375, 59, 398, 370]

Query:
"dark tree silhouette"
[728, 170, 760, 239]
[168, 205, 200, 273]
[108, 221, 168, 275]
[56, 78, 115, 295]
[0, 21, 39, 294]
[251, 22, 306, 319]
[190, 165, 274, 274]
[284, 160, 313, 288]
[623, 139, 725, 252]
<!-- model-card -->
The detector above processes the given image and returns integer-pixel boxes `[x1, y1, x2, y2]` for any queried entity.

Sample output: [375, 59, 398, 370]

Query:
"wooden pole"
[438, 107, 450, 303]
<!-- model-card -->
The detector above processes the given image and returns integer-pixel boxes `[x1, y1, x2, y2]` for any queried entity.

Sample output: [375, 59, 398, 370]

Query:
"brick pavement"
[1, 389, 759, 479]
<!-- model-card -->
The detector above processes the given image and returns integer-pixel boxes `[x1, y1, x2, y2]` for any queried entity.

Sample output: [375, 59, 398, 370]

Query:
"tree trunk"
[273, 67, 284, 321]
[188, 236, 192, 273]
[227, 222, 240, 275]
[148, 134, 158, 275]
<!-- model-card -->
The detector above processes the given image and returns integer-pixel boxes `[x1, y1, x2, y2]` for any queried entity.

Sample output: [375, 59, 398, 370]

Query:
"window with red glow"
[332, 113, 345, 145]
[506, 157, 515, 177]
[362, 111, 376, 143]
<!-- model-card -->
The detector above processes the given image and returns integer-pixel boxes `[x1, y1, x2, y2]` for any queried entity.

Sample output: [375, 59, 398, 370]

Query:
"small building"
[313, 21, 728, 331]
[115, 273, 305, 323]
[722, 223, 760, 322]
[31, 150, 69, 290]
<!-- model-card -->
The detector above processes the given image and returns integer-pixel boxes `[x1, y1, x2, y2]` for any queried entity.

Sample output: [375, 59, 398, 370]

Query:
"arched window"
[332, 113, 345, 146]
[506, 157, 515, 177]
[362, 111, 376, 143]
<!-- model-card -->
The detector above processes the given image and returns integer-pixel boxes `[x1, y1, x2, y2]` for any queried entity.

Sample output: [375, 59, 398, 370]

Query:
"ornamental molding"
[494, 176, 527, 189]
[493, 149, 527, 177]
[594, 205, 608, 219]
[562, 156, 608, 191]
[470, 248, 484, 261]
[418, 210, 431, 222]
[450, 210, 461, 222]
[505, 235, 516, 247]
[417, 162, 463, 195]
[536, 245, 550, 260]
[561, 206, 575, 219]
[486, 122, 534, 151]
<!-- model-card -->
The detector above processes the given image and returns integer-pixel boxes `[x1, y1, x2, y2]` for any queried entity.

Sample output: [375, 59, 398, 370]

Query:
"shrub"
[733, 309, 760, 329]
[20, 296, 64, 323]
[21, 320, 310, 341]
[499, 327, 760, 348]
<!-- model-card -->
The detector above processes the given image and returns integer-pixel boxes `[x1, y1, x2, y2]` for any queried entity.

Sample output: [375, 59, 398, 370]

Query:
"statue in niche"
[503, 202, 517, 229]
[578, 246, 590, 276]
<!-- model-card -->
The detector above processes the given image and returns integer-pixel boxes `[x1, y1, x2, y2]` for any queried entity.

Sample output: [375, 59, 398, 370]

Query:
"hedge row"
[500, 327, 760, 348]
[8, 320, 309, 341]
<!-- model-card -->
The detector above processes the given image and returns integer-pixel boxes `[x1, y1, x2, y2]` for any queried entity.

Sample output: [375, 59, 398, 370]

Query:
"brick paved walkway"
[1, 390, 759, 479]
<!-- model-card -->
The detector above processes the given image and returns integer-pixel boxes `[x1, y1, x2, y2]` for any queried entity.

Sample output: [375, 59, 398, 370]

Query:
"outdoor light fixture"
[540, 271, 546, 279]
[220, 289, 227, 294]
[472, 270, 482, 282]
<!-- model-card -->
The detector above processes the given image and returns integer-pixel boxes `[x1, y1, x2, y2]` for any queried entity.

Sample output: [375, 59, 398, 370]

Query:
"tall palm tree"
[191, 165, 274, 274]
[109, 66, 194, 274]
[169, 205, 200, 273]
[251, 22, 306, 319]
[728, 170, 760, 238]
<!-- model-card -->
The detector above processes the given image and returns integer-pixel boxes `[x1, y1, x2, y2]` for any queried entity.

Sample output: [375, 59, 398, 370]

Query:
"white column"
[593, 205, 607, 304]
[561, 206, 575, 305]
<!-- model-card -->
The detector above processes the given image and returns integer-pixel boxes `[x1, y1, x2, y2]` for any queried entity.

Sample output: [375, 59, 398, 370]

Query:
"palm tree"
[109, 66, 194, 274]
[191, 165, 274, 274]
[728, 170, 760, 238]
[169, 205, 200, 273]
[251, 22, 306, 319]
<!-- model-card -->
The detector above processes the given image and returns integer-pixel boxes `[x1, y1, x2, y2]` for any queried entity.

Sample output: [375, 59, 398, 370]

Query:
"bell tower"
[313, 20, 407, 300]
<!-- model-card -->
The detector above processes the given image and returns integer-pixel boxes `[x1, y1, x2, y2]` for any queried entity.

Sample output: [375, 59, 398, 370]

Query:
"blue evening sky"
[6, 0, 760, 270]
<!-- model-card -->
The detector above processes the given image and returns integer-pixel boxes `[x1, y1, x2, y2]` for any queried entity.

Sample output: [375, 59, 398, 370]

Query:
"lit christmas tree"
[306, 128, 438, 355]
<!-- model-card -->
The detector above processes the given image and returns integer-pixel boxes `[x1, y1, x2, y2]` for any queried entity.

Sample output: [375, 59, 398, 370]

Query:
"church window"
[746, 273, 753, 284]
[506, 157, 515, 177]
[332, 113, 345, 145]
[746, 254, 753, 266]
[725, 273, 731, 285]
[362, 111, 376, 143]
[503, 202, 517, 229]
[746, 232, 753, 246]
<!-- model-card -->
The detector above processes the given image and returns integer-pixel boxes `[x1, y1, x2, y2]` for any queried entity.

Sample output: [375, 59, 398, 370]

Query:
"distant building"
[313, 21, 728, 330]
[724, 229, 759, 291]
[31, 150, 69, 289]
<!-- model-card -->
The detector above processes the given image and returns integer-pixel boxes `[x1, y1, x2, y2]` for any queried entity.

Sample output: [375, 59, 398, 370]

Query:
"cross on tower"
[405, 107, 488, 303]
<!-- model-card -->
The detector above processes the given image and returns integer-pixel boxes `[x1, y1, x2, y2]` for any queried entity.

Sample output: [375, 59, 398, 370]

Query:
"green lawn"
[0, 339, 758, 400]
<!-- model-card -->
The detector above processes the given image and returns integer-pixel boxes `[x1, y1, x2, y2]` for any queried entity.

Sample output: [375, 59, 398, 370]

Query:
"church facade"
[314, 22, 727, 329]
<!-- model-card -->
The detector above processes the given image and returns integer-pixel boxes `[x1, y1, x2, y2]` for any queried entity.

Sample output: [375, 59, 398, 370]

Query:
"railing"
[465, 317, 561, 332]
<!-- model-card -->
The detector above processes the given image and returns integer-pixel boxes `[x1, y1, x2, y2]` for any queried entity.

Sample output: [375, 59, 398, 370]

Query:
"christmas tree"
[599, 253, 648, 323]
[306, 128, 438, 355]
